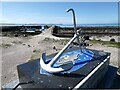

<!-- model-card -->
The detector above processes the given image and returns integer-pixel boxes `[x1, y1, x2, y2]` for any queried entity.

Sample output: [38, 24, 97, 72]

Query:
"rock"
[84, 36, 90, 40]
[53, 45, 57, 51]
[23, 34, 27, 37]
[90, 44, 93, 46]
[28, 45, 31, 47]
[98, 39, 101, 41]
[22, 43, 26, 45]
[14, 33, 18, 37]
[86, 43, 89, 46]
[73, 42, 79, 45]
[110, 38, 115, 42]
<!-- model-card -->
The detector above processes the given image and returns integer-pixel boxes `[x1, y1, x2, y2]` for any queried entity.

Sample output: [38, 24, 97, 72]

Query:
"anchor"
[40, 8, 82, 73]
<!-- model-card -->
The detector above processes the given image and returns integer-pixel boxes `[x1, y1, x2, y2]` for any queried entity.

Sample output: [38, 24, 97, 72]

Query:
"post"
[118, 1, 120, 74]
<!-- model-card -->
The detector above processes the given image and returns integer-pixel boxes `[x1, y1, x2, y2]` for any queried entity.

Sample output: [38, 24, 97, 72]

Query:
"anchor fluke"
[40, 52, 73, 73]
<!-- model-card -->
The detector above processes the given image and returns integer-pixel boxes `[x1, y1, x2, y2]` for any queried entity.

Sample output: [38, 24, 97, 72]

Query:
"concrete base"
[2, 47, 113, 89]
[2, 65, 119, 89]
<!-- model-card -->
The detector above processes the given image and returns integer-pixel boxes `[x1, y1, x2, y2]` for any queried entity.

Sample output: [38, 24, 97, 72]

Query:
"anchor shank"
[48, 34, 77, 66]
[67, 8, 82, 52]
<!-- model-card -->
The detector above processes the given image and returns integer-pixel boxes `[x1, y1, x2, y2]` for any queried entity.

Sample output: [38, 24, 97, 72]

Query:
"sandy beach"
[1, 27, 119, 86]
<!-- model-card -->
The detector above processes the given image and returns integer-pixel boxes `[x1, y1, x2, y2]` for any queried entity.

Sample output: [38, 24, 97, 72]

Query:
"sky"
[1, 2, 118, 24]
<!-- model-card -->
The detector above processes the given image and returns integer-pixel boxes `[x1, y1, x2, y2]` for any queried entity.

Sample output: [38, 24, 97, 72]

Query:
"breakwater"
[52, 26, 119, 37]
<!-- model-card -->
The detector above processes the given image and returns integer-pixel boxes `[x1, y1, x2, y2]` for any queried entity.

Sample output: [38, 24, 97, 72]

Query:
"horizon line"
[0, 22, 118, 25]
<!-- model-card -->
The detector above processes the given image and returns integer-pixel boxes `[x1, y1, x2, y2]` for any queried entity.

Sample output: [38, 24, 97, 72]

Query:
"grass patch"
[1, 43, 12, 48]
[28, 49, 41, 61]
[43, 37, 70, 45]
[43, 37, 60, 42]
[29, 54, 37, 61]
[89, 40, 120, 48]
[59, 39, 70, 45]
[29, 53, 40, 61]
[33, 49, 41, 53]
[12, 41, 23, 44]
